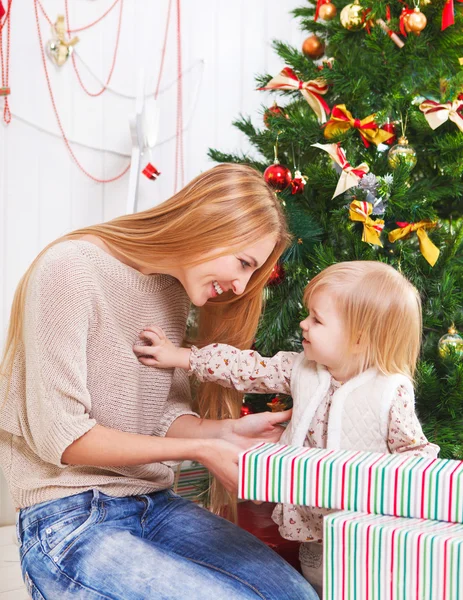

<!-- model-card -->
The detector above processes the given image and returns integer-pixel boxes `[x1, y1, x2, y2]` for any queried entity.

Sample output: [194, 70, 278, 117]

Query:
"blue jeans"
[18, 489, 318, 599]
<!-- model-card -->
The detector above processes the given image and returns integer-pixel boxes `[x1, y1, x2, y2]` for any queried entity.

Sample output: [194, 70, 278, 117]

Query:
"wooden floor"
[0, 527, 28, 599]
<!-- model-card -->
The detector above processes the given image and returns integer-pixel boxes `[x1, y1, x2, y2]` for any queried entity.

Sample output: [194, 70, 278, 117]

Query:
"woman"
[0, 164, 318, 599]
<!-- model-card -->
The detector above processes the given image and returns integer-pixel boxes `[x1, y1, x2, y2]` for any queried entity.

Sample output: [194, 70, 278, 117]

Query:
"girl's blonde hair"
[1, 163, 291, 514]
[303, 261, 422, 380]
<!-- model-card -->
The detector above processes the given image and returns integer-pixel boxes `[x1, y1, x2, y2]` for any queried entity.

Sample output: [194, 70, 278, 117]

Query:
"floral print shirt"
[189, 345, 440, 543]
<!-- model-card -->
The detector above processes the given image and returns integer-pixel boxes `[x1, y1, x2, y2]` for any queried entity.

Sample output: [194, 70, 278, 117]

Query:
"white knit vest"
[281, 354, 414, 452]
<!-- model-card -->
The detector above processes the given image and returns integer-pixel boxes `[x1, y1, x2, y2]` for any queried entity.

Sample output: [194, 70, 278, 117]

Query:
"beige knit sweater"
[0, 241, 198, 509]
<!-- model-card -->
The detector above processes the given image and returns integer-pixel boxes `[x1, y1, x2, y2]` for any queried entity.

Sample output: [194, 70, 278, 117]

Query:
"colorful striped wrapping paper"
[324, 511, 463, 600]
[238, 443, 463, 523]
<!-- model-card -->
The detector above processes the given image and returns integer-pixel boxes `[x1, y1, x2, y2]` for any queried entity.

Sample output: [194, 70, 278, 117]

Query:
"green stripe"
[428, 535, 435, 600]
[377, 525, 383, 600]
[352, 453, 371, 511]
[432, 460, 448, 520]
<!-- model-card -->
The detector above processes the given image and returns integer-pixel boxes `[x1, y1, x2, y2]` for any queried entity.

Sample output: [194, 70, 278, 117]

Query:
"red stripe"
[390, 528, 397, 600]
[315, 450, 335, 505]
[420, 459, 438, 518]
[342, 519, 347, 600]
[447, 461, 463, 522]
[367, 455, 385, 513]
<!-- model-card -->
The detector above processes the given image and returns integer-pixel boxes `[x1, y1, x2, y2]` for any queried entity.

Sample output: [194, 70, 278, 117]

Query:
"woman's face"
[178, 234, 277, 306]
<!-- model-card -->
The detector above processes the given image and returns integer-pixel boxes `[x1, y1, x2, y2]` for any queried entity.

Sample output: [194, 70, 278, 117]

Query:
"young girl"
[134, 260, 439, 596]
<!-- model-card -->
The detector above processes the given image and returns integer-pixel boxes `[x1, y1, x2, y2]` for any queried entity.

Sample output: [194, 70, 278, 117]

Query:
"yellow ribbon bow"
[349, 200, 384, 247]
[388, 221, 440, 266]
[419, 100, 463, 133]
[50, 15, 79, 67]
[324, 104, 394, 147]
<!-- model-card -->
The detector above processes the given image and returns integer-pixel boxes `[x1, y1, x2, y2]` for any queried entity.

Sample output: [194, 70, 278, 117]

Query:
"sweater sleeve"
[387, 385, 440, 458]
[189, 344, 297, 394]
[20, 250, 97, 467]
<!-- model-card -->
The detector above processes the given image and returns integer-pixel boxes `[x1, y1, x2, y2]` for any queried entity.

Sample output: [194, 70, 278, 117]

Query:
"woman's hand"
[223, 409, 292, 451]
[196, 439, 241, 494]
[133, 325, 191, 370]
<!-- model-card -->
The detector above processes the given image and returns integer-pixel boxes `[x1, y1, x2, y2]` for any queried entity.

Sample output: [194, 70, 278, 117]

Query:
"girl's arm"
[387, 385, 440, 457]
[134, 325, 298, 395]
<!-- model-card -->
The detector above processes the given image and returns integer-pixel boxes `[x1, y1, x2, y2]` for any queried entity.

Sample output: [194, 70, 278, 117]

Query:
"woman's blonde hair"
[1, 163, 291, 514]
[303, 261, 422, 380]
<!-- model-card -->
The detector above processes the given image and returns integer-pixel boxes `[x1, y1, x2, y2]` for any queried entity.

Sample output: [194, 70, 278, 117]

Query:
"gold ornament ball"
[340, 0, 366, 31]
[302, 35, 325, 60]
[406, 8, 427, 34]
[319, 1, 338, 20]
[438, 325, 463, 358]
[387, 136, 417, 170]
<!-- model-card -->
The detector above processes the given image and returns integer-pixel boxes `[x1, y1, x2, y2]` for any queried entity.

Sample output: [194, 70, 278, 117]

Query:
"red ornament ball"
[264, 163, 292, 191]
[381, 122, 396, 146]
[267, 262, 285, 286]
[264, 103, 289, 128]
[240, 403, 254, 417]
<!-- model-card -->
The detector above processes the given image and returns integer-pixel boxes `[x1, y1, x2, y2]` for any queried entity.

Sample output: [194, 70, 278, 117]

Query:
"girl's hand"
[133, 325, 191, 370]
[224, 409, 292, 450]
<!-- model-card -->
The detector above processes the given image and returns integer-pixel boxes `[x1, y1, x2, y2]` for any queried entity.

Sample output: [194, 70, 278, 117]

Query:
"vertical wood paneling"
[0, 0, 303, 523]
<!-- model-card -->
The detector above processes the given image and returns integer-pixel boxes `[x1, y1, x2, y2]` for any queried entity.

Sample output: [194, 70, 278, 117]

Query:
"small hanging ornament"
[406, 6, 427, 34]
[264, 163, 292, 190]
[381, 120, 397, 146]
[291, 170, 308, 194]
[263, 102, 289, 128]
[302, 35, 325, 60]
[240, 402, 254, 417]
[438, 324, 463, 358]
[318, 0, 338, 20]
[267, 263, 285, 286]
[340, 0, 366, 31]
[46, 15, 79, 67]
[264, 138, 292, 191]
[142, 163, 161, 180]
[266, 395, 287, 412]
[387, 136, 417, 170]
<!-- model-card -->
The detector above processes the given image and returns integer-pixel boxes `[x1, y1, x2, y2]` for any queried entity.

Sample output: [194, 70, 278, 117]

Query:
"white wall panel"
[0, 0, 304, 524]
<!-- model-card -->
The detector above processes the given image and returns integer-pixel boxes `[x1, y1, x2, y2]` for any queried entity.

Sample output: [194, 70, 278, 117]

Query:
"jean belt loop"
[15, 511, 22, 547]
[91, 488, 100, 508]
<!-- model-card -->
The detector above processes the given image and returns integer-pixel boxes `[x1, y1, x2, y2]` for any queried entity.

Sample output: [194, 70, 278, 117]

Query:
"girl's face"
[300, 290, 355, 381]
[178, 234, 277, 307]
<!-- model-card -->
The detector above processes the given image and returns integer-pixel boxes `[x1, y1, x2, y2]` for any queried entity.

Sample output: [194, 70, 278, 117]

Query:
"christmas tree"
[209, 0, 463, 458]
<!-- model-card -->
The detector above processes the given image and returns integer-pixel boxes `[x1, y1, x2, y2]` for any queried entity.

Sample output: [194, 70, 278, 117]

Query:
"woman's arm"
[61, 424, 241, 493]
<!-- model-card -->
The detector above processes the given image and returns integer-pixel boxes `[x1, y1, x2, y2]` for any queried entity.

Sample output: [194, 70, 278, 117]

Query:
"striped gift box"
[238, 443, 463, 523]
[324, 512, 463, 600]
[173, 461, 209, 503]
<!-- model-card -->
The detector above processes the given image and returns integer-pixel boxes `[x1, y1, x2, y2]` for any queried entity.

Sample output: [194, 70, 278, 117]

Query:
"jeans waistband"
[19, 489, 99, 531]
